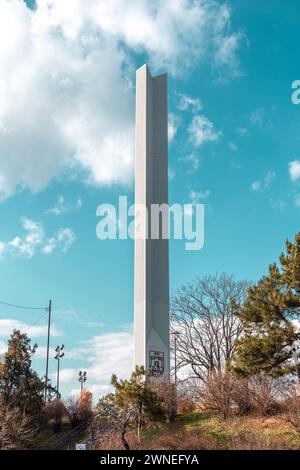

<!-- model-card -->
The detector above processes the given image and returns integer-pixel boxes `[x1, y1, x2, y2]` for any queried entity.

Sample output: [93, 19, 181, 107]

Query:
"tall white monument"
[134, 64, 170, 379]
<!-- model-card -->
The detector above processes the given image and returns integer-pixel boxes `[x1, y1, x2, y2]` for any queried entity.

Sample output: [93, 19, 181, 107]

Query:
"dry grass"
[139, 411, 300, 450]
[93, 407, 300, 451]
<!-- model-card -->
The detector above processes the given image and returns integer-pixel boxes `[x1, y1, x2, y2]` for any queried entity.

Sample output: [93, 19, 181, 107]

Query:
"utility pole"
[45, 299, 52, 403]
[55, 345, 65, 399]
[78, 370, 87, 394]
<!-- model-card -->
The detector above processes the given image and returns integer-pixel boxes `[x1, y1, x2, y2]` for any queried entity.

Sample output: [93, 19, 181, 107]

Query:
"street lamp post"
[54, 345, 65, 399]
[292, 346, 300, 396]
[78, 370, 87, 394]
[172, 331, 180, 413]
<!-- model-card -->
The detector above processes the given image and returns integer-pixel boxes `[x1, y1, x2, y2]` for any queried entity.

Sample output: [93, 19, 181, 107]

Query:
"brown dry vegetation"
[151, 411, 300, 450]
[93, 372, 300, 451]
[96, 410, 300, 450]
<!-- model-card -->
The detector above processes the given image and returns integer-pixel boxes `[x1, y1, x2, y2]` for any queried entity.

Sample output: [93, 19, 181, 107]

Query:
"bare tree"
[65, 395, 93, 429]
[198, 370, 289, 419]
[0, 402, 37, 449]
[285, 393, 300, 435]
[171, 273, 250, 382]
[44, 398, 66, 432]
[65, 397, 81, 429]
[201, 371, 237, 419]
[95, 396, 136, 450]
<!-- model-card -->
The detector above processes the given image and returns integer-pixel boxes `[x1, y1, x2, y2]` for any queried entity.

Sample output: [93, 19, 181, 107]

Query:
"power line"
[0, 302, 49, 334]
[24, 311, 49, 333]
[0, 300, 48, 311]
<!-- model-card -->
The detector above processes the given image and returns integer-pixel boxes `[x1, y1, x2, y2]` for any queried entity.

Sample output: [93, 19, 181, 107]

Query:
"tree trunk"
[137, 404, 143, 443]
[121, 429, 130, 451]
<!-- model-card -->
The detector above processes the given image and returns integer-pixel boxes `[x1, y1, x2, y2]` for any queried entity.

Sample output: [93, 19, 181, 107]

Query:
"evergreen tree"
[96, 366, 167, 445]
[0, 330, 45, 419]
[233, 233, 300, 379]
[112, 366, 167, 440]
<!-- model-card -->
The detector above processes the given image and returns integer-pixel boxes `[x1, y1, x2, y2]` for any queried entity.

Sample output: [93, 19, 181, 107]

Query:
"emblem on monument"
[149, 351, 164, 376]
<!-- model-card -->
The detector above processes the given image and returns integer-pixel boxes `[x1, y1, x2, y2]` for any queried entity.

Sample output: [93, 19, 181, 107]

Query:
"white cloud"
[189, 189, 211, 203]
[181, 153, 201, 173]
[270, 198, 286, 212]
[0, 218, 76, 259]
[289, 160, 300, 182]
[0, 0, 242, 200]
[33, 345, 48, 359]
[187, 189, 212, 217]
[249, 107, 266, 129]
[177, 94, 202, 112]
[265, 170, 275, 186]
[251, 170, 275, 192]
[0, 319, 62, 339]
[251, 181, 261, 192]
[214, 36, 243, 78]
[45, 195, 82, 215]
[88, 0, 242, 74]
[0, 340, 7, 356]
[168, 113, 179, 143]
[0, 0, 133, 199]
[58, 328, 134, 399]
[228, 142, 237, 152]
[168, 168, 176, 181]
[7, 218, 44, 258]
[0, 242, 5, 258]
[56, 368, 78, 384]
[293, 195, 300, 207]
[236, 127, 249, 136]
[42, 227, 76, 254]
[212, 4, 244, 77]
[75, 383, 111, 398]
[81, 321, 105, 329]
[188, 114, 220, 147]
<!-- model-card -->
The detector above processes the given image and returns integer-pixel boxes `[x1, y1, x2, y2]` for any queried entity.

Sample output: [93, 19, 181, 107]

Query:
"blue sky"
[0, 0, 300, 398]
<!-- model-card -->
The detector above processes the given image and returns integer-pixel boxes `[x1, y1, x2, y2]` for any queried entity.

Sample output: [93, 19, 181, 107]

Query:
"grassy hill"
[116, 410, 300, 450]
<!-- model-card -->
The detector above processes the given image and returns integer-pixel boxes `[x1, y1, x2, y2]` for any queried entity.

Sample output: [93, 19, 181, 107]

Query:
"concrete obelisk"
[134, 64, 170, 378]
